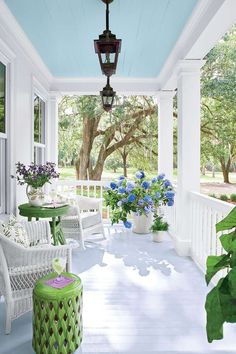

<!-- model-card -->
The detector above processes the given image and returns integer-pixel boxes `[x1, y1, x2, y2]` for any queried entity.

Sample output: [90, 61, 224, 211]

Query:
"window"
[34, 94, 46, 164]
[0, 61, 6, 213]
[0, 62, 6, 133]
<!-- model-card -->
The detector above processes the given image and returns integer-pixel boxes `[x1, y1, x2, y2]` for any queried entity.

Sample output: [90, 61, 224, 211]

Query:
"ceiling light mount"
[94, 0, 121, 111]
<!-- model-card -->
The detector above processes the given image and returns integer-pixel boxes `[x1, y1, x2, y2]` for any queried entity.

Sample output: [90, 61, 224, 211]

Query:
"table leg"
[51, 217, 57, 245]
[57, 228, 66, 245]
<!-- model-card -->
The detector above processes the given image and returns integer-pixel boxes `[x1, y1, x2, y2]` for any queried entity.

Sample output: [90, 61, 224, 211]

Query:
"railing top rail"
[54, 179, 108, 187]
[189, 191, 234, 213]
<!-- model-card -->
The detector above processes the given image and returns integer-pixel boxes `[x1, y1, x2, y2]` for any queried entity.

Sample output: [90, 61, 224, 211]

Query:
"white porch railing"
[189, 191, 234, 274]
[53, 179, 110, 220]
[54, 180, 234, 278]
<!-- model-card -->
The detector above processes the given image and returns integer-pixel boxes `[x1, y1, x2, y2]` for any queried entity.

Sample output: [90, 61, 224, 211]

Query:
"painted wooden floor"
[1, 227, 236, 354]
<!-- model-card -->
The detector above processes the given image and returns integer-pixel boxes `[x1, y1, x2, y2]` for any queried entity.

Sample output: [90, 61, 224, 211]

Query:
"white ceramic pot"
[26, 185, 45, 207]
[152, 231, 167, 242]
[132, 212, 153, 234]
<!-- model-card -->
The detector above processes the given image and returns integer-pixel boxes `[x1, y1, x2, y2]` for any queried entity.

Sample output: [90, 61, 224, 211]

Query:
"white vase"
[132, 212, 153, 234]
[26, 185, 45, 207]
[152, 231, 167, 242]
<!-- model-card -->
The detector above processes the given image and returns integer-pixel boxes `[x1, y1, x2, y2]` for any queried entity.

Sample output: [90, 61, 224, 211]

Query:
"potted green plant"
[150, 215, 169, 242]
[205, 206, 236, 342]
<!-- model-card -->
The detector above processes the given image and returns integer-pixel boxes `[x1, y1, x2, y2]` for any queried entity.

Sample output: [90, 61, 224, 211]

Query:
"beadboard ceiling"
[4, 0, 197, 78]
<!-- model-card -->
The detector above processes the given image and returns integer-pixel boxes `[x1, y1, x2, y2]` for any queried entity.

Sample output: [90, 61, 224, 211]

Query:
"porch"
[0, 0, 236, 352]
[1, 226, 236, 354]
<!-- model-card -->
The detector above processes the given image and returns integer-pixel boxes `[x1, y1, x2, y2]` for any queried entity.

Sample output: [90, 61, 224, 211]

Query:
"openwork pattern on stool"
[32, 281, 83, 354]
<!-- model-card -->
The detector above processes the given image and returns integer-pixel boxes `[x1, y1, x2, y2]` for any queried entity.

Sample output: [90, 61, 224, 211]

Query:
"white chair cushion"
[0, 215, 29, 248]
[81, 212, 102, 229]
[76, 195, 103, 210]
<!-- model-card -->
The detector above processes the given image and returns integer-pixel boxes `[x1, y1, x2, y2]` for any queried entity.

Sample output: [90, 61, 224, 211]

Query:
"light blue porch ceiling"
[5, 0, 197, 78]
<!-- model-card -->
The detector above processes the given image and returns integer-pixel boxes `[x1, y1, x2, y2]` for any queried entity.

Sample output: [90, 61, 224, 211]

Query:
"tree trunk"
[122, 152, 128, 177]
[212, 165, 215, 178]
[220, 158, 231, 183]
[89, 147, 107, 180]
[123, 159, 127, 177]
[76, 115, 100, 180]
[89, 161, 105, 180]
[201, 165, 206, 175]
[222, 168, 230, 183]
[76, 106, 155, 180]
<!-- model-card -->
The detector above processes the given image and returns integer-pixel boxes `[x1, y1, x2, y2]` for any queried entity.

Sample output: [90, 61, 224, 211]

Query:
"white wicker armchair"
[0, 220, 72, 334]
[61, 195, 105, 249]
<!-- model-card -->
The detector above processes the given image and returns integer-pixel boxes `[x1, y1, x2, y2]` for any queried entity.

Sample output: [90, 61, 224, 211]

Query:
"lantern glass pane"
[101, 52, 115, 64]
[105, 96, 113, 105]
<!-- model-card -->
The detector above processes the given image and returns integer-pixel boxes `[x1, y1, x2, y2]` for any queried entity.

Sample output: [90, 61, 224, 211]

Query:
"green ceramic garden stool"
[32, 272, 83, 354]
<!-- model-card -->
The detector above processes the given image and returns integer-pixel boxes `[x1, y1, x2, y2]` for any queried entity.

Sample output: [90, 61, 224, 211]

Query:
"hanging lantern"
[100, 77, 116, 112]
[94, 0, 122, 77]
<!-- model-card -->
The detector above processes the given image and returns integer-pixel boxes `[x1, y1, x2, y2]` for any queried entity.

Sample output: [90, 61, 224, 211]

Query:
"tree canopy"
[58, 25, 236, 182]
[201, 25, 236, 182]
[59, 96, 158, 180]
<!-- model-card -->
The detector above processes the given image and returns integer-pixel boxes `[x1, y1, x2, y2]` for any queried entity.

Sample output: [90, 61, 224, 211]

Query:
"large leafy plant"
[104, 171, 175, 228]
[205, 207, 236, 342]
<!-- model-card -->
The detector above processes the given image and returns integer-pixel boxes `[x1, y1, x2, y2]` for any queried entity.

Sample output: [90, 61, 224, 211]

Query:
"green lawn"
[59, 166, 236, 183]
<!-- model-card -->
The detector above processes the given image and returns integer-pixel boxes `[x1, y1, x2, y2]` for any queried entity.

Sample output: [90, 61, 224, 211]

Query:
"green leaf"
[206, 255, 230, 285]
[205, 280, 224, 343]
[220, 231, 236, 252]
[230, 250, 236, 268]
[216, 207, 236, 233]
[228, 268, 236, 297]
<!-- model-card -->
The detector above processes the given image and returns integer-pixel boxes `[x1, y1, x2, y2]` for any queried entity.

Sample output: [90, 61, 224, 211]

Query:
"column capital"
[156, 90, 176, 103]
[176, 59, 206, 78]
[49, 91, 62, 104]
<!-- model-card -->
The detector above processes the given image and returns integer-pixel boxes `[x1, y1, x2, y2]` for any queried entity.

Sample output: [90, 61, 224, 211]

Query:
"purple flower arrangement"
[13, 162, 59, 188]
[104, 171, 175, 228]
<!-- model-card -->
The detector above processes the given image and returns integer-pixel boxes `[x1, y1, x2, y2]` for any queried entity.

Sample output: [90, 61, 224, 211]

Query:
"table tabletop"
[18, 203, 69, 218]
[34, 272, 82, 299]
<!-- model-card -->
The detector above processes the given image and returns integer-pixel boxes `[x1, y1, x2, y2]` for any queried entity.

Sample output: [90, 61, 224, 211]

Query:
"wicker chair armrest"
[30, 244, 71, 271]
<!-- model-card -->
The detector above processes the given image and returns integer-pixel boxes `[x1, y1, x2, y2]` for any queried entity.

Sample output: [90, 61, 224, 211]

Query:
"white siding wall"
[0, 19, 50, 214]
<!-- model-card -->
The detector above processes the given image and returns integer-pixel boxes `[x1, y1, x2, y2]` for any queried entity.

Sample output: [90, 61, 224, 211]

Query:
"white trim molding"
[157, 0, 231, 90]
[175, 59, 206, 77]
[0, 38, 16, 62]
[0, 0, 52, 84]
[50, 77, 160, 96]
[156, 90, 176, 103]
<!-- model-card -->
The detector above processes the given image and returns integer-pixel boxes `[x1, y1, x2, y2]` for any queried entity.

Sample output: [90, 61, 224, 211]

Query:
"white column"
[47, 92, 61, 166]
[175, 59, 205, 256]
[157, 91, 175, 181]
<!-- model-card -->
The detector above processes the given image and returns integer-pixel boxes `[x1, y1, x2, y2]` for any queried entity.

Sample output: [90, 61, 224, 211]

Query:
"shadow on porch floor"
[1, 227, 236, 353]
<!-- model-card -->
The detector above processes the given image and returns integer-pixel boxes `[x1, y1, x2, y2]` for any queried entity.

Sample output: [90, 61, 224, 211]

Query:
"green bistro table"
[18, 203, 70, 245]
[32, 272, 83, 354]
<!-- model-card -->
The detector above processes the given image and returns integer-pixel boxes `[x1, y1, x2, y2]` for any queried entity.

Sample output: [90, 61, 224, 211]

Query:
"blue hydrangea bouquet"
[104, 171, 175, 228]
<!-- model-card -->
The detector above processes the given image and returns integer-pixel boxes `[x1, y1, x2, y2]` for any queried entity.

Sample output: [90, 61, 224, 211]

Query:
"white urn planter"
[26, 185, 45, 207]
[152, 231, 167, 242]
[132, 212, 153, 234]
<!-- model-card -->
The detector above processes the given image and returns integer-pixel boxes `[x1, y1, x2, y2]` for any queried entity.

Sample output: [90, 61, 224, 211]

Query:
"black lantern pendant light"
[94, 0, 122, 77]
[100, 76, 116, 112]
